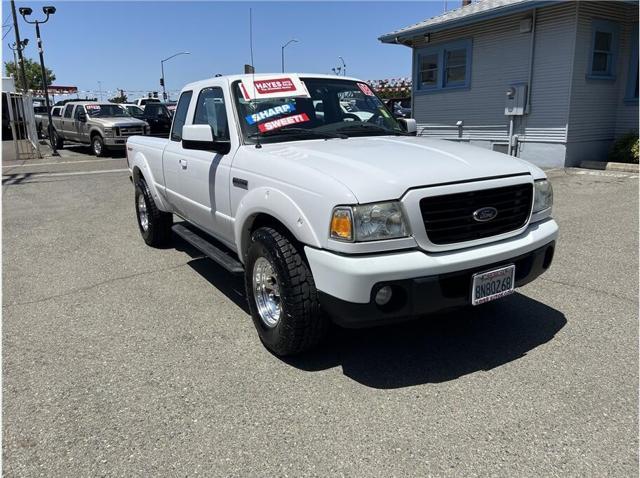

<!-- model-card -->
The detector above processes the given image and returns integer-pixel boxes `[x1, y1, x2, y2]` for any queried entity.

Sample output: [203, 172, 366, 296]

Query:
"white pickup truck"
[126, 73, 558, 355]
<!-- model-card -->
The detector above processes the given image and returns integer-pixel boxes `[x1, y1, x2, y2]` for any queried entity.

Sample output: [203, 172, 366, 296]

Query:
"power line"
[2, 25, 13, 40]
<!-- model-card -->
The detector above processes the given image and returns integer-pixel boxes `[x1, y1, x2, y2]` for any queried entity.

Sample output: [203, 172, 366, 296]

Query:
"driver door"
[73, 105, 88, 142]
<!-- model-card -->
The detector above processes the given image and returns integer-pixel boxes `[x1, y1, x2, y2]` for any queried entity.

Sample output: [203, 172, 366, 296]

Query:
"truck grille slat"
[419, 183, 533, 245]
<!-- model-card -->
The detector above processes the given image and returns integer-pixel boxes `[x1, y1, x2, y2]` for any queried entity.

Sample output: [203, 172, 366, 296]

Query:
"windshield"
[85, 104, 129, 117]
[233, 78, 403, 143]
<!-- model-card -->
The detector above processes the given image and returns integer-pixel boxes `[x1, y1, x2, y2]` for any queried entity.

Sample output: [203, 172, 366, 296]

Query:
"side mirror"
[398, 118, 417, 136]
[182, 124, 231, 154]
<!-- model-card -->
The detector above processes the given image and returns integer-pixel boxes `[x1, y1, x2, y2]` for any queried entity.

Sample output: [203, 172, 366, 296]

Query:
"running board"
[172, 223, 244, 275]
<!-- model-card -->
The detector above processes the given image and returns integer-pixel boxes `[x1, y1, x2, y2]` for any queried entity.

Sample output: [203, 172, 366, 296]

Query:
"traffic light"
[160, 78, 164, 87]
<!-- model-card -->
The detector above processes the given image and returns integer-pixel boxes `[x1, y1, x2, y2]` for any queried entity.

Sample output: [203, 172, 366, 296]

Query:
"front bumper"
[319, 241, 555, 328]
[104, 137, 127, 147]
[305, 218, 558, 327]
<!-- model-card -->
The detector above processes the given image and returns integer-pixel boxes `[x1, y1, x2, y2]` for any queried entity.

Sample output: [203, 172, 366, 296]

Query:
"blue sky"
[2, 1, 446, 100]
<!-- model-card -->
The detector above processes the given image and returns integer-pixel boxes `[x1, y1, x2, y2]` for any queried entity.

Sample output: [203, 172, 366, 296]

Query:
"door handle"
[179, 159, 188, 169]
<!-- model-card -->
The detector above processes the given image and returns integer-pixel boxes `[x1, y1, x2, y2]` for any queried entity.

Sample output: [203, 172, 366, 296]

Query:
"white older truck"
[126, 73, 557, 355]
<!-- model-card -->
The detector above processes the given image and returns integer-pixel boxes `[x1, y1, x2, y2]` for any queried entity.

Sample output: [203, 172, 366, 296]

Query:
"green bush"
[609, 131, 639, 164]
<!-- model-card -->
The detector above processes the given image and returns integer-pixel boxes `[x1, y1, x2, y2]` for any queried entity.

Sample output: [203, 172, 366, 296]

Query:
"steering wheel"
[342, 113, 361, 122]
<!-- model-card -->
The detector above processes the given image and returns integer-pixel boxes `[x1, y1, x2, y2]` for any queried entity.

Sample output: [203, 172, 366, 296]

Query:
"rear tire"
[134, 177, 172, 247]
[92, 134, 106, 157]
[245, 227, 328, 356]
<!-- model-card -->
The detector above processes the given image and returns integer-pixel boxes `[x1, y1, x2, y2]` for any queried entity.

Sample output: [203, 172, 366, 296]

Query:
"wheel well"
[90, 130, 102, 139]
[132, 166, 143, 183]
[241, 213, 300, 262]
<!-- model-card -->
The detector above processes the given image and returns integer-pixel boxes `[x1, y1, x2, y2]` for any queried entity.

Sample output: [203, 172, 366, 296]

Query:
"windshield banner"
[257, 113, 310, 133]
[240, 75, 310, 100]
[246, 103, 296, 125]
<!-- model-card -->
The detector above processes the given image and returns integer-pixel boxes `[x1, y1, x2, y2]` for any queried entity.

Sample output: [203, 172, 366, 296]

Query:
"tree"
[109, 93, 128, 103]
[4, 58, 56, 92]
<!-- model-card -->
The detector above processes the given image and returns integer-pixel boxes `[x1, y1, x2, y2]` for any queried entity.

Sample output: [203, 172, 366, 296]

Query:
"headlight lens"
[331, 202, 409, 242]
[103, 127, 113, 137]
[533, 179, 553, 214]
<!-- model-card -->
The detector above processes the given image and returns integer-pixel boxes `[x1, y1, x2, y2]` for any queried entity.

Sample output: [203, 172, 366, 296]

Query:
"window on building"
[415, 39, 472, 91]
[588, 20, 619, 79]
[625, 25, 639, 101]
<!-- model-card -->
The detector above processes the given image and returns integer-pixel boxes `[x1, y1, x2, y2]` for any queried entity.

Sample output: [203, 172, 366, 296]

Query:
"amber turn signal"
[330, 208, 353, 241]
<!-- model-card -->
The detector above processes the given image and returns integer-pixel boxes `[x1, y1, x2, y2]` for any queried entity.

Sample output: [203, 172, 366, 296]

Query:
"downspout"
[525, 8, 537, 114]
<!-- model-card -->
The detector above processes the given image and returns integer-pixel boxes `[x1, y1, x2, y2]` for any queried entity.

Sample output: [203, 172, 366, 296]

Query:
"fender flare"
[234, 186, 322, 262]
[130, 150, 171, 212]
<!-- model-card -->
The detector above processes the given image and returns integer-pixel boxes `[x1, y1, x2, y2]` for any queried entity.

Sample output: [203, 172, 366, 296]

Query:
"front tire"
[134, 177, 172, 247]
[245, 227, 328, 356]
[51, 128, 64, 149]
[92, 134, 106, 157]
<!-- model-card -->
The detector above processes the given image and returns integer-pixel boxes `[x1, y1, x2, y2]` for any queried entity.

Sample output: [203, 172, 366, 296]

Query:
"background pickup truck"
[127, 73, 558, 356]
[51, 101, 149, 156]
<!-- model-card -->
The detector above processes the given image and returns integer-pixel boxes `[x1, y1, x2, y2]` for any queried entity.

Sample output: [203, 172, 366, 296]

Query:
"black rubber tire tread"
[134, 177, 173, 247]
[92, 135, 106, 157]
[51, 129, 64, 149]
[245, 227, 328, 356]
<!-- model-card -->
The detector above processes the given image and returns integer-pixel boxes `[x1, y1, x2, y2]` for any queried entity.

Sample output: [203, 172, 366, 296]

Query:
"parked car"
[120, 103, 145, 118]
[165, 101, 177, 115]
[50, 102, 149, 156]
[127, 73, 557, 356]
[35, 105, 63, 138]
[384, 98, 412, 118]
[124, 102, 172, 138]
[133, 97, 161, 109]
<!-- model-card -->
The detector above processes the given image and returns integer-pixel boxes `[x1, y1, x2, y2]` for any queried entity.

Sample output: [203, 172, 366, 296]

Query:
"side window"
[625, 24, 638, 101]
[193, 87, 230, 140]
[52, 107, 61, 117]
[588, 19, 619, 79]
[74, 106, 85, 119]
[63, 104, 74, 118]
[171, 91, 193, 142]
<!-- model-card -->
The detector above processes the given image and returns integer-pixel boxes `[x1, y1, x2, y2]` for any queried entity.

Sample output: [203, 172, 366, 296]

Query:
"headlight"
[330, 202, 409, 242]
[103, 127, 114, 137]
[533, 179, 553, 214]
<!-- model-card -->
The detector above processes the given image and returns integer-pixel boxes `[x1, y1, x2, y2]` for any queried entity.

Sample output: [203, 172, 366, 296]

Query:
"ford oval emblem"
[473, 207, 498, 222]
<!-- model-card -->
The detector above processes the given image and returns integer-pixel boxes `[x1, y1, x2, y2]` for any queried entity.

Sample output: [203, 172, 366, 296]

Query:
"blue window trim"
[413, 38, 472, 95]
[624, 24, 638, 103]
[587, 19, 620, 80]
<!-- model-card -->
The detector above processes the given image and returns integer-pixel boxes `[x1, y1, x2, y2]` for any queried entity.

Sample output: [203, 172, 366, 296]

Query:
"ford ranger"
[126, 74, 557, 356]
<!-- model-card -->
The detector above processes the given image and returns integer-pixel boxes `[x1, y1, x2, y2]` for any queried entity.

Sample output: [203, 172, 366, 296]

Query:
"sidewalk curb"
[580, 161, 639, 173]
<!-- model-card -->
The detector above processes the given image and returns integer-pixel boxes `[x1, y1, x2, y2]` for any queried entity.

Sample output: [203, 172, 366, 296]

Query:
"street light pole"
[20, 5, 58, 156]
[161, 51, 190, 101]
[281, 39, 298, 73]
[10, 0, 29, 93]
[338, 56, 346, 76]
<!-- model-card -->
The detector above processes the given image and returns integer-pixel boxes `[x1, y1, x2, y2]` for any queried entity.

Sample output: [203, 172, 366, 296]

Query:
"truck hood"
[90, 117, 147, 127]
[259, 136, 542, 203]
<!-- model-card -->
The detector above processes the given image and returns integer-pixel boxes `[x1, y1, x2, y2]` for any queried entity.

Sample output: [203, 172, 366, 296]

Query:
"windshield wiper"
[249, 127, 347, 140]
[335, 123, 407, 135]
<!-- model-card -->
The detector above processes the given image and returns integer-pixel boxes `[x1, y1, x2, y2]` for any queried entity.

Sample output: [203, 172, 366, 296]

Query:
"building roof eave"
[378, 0, 550, 44]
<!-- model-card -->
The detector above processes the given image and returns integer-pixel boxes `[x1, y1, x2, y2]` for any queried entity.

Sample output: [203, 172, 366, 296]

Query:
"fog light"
[375, 286, 393, 306]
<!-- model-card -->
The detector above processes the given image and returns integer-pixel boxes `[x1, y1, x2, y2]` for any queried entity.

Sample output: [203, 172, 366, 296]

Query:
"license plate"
[471, 264, 515, 306]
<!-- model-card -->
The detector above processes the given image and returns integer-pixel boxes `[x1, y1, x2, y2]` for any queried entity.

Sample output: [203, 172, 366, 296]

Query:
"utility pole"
[10, 0, 28, 92]
[98, 81, 103, 101]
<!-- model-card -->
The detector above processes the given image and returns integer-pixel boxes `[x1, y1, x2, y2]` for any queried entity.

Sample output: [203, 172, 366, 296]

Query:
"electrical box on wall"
[504, 83, 528, 116]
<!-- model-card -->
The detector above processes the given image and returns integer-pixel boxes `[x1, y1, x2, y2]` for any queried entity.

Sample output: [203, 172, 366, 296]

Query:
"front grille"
[419, 183, 533, 245]
[117, 126, 144, 137]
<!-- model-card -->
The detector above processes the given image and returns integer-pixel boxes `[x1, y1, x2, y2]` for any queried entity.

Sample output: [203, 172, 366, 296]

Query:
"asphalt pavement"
[2, 155, 638, 477]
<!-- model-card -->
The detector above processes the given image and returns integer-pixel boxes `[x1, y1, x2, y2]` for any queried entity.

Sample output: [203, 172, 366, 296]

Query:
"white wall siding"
[410, 2, 575, 166]
[567, 1, 638, 143]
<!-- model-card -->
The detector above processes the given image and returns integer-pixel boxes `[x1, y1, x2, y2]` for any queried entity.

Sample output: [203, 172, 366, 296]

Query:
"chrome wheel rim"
[137, 194, 149, 231]
[93, 138, 102, 155]
[252, 256, 282, 328]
